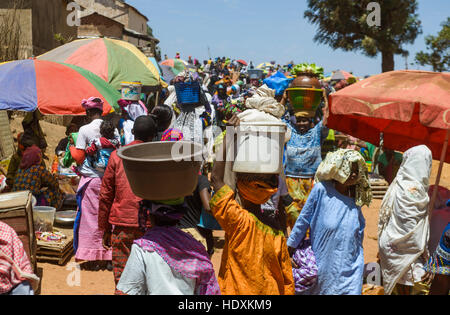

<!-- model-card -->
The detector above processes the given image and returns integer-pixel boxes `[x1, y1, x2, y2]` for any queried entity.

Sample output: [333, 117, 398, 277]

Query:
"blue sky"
[127, 0, 449, 77]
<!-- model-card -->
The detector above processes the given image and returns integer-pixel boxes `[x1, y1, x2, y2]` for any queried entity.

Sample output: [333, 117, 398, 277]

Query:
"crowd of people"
[0, 54, 448, 295]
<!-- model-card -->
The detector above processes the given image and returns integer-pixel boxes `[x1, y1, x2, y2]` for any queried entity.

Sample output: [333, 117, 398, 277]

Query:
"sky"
[127, 0, 449, 77]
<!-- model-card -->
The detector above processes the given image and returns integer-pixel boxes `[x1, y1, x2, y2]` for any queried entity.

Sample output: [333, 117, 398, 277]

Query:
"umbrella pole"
[429, 129, 450, 215]
[155, 91, 159, 108]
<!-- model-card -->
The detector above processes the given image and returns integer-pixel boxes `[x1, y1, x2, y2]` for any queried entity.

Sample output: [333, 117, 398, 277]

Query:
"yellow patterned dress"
[285, 178, 314, 230]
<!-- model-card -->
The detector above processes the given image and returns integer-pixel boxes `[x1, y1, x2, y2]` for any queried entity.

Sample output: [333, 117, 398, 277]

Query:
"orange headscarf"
[237, 180, 278, 205]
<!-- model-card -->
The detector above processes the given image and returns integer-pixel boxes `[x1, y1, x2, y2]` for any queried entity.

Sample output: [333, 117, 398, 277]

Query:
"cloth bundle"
[292, 238, 318, 293]
[244, 84, 285, 119]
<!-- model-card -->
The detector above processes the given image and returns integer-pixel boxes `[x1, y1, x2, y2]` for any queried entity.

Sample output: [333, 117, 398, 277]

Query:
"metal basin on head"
[117, 141, 203, 201]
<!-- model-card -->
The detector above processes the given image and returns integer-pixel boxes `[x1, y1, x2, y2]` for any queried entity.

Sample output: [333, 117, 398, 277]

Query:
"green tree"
[415, 18, 450, 72]
[304, 0, 422, 72]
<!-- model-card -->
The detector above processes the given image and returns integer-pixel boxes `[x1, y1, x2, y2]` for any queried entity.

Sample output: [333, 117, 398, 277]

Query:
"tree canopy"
[304, 0, 422, 72]
[415, 17, 450, 72]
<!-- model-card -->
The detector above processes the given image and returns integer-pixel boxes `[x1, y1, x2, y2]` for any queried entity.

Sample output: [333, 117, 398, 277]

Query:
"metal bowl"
[54, 210, 77, 225]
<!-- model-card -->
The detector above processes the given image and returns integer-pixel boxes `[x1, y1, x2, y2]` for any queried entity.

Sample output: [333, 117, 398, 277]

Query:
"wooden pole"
[429, 129, 450, 216]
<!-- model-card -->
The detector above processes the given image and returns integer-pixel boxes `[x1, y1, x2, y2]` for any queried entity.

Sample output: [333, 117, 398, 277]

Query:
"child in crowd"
[85, 120, 120, 174]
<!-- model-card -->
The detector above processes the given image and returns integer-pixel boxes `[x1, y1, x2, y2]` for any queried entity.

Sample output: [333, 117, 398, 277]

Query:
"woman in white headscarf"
[378, 145, 433, 295]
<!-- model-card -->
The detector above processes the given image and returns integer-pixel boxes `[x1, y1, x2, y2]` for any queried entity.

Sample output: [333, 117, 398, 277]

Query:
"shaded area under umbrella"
[325, 70, 450, 212]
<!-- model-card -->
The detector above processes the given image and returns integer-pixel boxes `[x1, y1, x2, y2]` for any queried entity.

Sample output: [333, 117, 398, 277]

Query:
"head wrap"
[237, 180, 278, 205]
[315, 149, 372, 207]
[19, 145, 42, 170]
[138, 200, 187, 232]
[134, 226, 220, 295]
[117, 99, 133, 110]
[81, 97, 104, 111]
[294, 111, 316, 118]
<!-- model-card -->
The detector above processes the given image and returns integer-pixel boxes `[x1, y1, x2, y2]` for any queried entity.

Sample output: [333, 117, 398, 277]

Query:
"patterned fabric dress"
[283, 121, 325, 229]
[424, 223, 450, 275]
[12, 165, 63, 209]
[285, 178, 314, 230]
[210, 185, 295, 295]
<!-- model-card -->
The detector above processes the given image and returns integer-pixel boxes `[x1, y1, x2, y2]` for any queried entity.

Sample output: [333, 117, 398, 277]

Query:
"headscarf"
[315, 148, 372, 207]
[118, 99, 148, 121]
[236, 180, 278, 205]
[138, 199, 187, 233]
[0, 222, 40, 294]
[134, 226, 220, 295]
[377, 145, 432, 295]
[294, 111, 316, 118]
[81, 97, 104, 111]
[19, 145, 42, 170]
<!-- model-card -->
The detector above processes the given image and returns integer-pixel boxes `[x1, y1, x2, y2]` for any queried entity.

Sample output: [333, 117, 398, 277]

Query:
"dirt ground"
[6, 115, 450, 295]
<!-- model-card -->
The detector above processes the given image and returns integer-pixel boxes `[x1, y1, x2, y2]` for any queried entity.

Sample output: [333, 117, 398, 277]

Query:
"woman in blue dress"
[287, 149, 372, 295]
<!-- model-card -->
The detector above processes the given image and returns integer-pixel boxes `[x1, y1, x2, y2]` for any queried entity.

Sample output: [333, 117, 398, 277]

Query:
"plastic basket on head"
[175, 80, 201, 105]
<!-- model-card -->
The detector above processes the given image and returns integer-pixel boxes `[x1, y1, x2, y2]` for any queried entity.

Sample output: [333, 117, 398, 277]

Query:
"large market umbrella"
[37, 38, 166, 89]
[0, 59, 121, 115]
[160, 59, 187, 76]
[326, 70, 450, 210]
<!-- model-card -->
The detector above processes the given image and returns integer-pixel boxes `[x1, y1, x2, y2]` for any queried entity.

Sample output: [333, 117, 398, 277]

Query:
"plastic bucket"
[121, 81, 143, 101]
[117, 141, 203, 200]
[233, 122, 286, 174]
[33, 206, 56, 233]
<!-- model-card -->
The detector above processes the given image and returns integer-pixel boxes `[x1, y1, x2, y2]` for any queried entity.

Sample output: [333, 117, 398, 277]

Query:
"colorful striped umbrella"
[0, 59, 121, 115]
[160, 59, 187, 75]
[37, 38, 166, 89]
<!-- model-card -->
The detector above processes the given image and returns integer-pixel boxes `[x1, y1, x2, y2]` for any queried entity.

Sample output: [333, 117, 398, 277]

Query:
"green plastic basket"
[287, 88, 323, 111]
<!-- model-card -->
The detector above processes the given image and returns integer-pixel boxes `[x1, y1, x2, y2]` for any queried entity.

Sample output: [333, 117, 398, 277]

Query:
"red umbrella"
[325, 70, 450, 211]
[236, 59, 248, 66]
